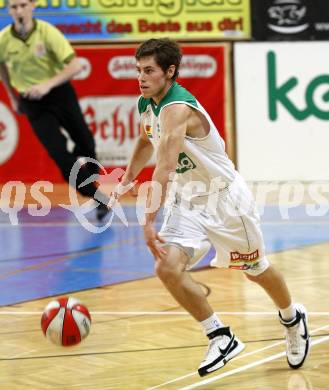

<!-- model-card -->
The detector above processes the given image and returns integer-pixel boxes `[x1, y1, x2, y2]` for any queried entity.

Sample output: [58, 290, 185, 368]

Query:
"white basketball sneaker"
[279, 303, 310, 369]
[198, 327, 245, 377]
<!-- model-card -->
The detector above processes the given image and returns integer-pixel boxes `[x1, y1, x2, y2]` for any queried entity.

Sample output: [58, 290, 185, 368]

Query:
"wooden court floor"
[0, 184, 328, 389]
[0, 244, 328, 389]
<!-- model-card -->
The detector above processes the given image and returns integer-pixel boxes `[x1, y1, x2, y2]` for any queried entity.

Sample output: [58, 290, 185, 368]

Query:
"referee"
[0, 0, 110, 221]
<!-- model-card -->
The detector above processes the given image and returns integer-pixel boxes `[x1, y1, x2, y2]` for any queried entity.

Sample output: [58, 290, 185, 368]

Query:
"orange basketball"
[41, 297, 91, 346]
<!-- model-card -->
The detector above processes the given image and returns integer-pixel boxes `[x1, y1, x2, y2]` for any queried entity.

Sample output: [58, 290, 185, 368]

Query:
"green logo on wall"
[268, 51, 329, 121]
[176, 152, 196, 174]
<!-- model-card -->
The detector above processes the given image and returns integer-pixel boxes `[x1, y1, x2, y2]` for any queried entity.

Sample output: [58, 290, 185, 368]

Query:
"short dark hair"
[135, 38, 182, 80]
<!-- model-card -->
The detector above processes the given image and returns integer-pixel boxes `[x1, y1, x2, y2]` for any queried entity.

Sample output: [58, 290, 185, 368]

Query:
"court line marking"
[146, 339, 287, 390]
[147, 324, 329, 390]
[0, 221, 153, 227]
[0, 311, 329, 316]
[1, 220, 329, 227]
[179, 333, 329, 390]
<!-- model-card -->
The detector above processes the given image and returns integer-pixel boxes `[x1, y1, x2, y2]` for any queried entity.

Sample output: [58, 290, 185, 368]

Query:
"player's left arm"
[145, 103, 188, 223]
[143, 103, 189, 259]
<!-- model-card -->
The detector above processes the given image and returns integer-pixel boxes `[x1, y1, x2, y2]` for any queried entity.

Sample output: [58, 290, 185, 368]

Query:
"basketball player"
[0, 0, 109, 221]
[119, 38, 310, 376]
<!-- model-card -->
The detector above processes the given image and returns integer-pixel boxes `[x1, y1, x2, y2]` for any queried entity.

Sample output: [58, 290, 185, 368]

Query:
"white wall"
[234, 42, 329, 180]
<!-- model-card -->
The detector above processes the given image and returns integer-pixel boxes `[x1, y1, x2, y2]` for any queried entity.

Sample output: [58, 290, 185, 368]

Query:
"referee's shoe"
[96, 202, 110, 222]
[198, 327, 245, 377]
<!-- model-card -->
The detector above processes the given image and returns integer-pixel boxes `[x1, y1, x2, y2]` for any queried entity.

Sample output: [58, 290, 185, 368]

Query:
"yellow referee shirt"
[0, 19, 75, 93]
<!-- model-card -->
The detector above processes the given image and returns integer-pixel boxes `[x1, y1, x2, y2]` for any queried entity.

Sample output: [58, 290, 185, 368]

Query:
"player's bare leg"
[245, 265, 310, 369]
[155, 245, 244, 376]
[154, 245, 212, 321]
[244, 265, 291, 309]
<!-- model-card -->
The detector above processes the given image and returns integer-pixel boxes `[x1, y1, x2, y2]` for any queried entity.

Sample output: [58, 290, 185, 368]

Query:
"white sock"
[279, 303, 297, 322]
[200, 313, 224, 336]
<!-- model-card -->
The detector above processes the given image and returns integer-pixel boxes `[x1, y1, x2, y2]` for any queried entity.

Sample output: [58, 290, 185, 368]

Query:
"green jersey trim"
[138, 82, 198, 116]
[138, 95, 150, 114]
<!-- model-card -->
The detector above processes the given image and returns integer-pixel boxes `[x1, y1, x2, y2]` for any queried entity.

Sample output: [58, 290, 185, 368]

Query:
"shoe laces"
[204, 336, 224, 359]
[286, 323, 301, 354]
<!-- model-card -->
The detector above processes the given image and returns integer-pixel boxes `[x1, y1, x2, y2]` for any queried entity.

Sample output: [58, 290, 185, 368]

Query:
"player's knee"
[243, 257, 270, 281]
[154, 258, 182, 283]
[244, 271, 258, 282]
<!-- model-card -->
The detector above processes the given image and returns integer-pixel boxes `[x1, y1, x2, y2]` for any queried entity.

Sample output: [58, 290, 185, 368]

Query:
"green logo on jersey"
[176, 152, 196, 174]
[268, 51, 329, 121]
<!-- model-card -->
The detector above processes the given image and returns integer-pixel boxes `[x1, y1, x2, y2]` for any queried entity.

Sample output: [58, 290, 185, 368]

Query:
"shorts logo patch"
[230, 250, 259, 261]
[229, 250, 259, 270]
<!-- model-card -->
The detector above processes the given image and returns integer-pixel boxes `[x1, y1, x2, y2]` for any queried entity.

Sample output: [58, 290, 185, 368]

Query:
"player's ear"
[166, 65, 176, 80]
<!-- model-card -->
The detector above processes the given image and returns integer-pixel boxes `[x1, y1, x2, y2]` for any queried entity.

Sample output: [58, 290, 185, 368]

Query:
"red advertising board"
[0, 44, 227, 183]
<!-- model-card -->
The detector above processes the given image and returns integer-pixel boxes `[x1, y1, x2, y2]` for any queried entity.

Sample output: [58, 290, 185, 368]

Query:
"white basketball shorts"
[159, 173, 269, 275]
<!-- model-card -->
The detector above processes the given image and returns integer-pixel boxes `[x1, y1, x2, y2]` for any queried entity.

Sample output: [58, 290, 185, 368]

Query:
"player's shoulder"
[36, 19, 62, 35]
[163, 82, 197, 108]
[138, 95, 151, 114]
[0, 25, 12, 42]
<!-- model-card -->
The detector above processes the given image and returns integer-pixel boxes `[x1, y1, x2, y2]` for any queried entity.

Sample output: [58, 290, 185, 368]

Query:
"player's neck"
[152, 81, 175, 106]
[15, 19, 34, 38]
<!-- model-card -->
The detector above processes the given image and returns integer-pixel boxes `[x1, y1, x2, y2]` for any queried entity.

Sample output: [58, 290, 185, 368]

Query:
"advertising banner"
[0, 44, 229, 183]
[252, 0, 329, 41]
[234, 42, 329, 181]
[0, 0, 250, 41]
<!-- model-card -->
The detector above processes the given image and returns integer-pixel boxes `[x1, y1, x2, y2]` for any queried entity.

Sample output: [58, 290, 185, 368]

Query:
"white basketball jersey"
[138, 82, 236, 202]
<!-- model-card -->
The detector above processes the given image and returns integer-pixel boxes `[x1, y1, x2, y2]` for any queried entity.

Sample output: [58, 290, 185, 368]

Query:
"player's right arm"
[0, 63, 20, 113]
[121, 122, 154, 186]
